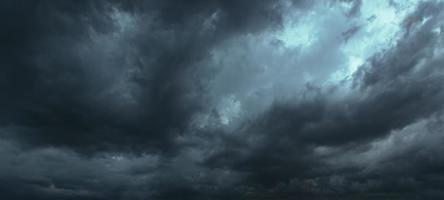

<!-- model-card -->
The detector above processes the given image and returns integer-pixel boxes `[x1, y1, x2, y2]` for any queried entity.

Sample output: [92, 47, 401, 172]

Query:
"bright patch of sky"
[335, 0, 421, 82]
[197, 0, 423, 130]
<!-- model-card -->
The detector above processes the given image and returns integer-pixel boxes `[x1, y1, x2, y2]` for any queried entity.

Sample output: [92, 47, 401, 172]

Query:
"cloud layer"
[1, 0, 444, 199]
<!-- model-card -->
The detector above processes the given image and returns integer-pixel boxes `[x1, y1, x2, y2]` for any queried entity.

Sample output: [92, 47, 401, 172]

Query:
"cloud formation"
[1, 0, 444, 199]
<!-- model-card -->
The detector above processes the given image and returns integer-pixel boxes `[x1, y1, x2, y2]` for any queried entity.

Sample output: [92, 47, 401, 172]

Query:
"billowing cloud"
[1, 0, 444, 199]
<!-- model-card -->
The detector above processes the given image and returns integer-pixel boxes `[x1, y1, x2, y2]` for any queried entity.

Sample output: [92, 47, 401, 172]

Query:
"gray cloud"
[0, 0, 310, 154]
[1, 0, 444, 199]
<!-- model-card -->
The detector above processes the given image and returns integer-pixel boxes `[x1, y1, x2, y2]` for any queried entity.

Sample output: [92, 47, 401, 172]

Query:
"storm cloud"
[1, 0, 444, 199]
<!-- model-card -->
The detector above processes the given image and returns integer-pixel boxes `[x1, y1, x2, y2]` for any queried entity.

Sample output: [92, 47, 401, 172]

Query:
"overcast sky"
[1, 0, 444, 199]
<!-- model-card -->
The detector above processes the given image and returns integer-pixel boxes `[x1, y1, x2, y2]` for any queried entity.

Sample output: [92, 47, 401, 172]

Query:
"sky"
[1, 0, 444, 199]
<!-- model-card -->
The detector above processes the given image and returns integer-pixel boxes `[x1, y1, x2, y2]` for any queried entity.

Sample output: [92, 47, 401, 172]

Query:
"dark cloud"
[0, 0, 307, 153]
[199, 0, 444, 198]
[1, 0, 444, 199]
[342, 25, 361, 41]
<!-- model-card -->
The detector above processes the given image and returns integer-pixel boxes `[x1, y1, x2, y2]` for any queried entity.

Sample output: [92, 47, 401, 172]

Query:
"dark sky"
[1, 0, 444, 199]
